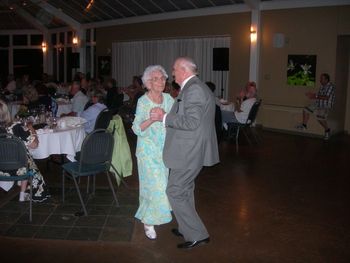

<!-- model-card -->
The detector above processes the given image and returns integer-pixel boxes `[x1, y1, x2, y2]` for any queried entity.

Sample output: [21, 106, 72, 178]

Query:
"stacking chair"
[94, 108, 114, 131]
[61, 129, 119, 216]
[0, 133, 34, 221]
[227, 99, 262, 149]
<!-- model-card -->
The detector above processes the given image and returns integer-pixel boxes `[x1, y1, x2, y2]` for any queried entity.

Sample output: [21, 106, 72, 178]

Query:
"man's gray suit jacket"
[163, 76, 220, 169]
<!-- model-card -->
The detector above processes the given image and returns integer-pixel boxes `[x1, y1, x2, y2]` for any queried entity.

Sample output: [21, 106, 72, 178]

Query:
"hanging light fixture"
[85, 0, 94, 11]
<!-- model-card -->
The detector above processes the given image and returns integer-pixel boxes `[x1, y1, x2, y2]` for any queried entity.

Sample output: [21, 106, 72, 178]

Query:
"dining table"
[30, 117, 86, 162]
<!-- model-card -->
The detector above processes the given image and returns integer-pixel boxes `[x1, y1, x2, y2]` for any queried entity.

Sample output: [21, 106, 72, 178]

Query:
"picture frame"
[287, 55, 317, 86]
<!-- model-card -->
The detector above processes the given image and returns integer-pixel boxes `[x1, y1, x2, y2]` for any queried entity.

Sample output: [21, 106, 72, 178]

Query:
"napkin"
[58, 117, 87, 127]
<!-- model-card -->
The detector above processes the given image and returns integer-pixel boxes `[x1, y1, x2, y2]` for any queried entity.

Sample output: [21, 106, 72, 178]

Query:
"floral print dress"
[0, 122, 50, 202]
[132, 93, 174, 225]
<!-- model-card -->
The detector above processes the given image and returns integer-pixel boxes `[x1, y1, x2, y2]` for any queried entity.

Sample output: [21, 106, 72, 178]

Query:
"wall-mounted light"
[250, 26, 257, 42]
[72, 36, 78, 45]
[41, 41, 47, 53]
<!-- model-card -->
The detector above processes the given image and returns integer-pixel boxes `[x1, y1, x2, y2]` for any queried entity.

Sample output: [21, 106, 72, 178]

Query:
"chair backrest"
[79, 129, 114, 170]
[246, 99, 262, 125]
[0, 133, 27, 172]
[94, 108, 113, 130]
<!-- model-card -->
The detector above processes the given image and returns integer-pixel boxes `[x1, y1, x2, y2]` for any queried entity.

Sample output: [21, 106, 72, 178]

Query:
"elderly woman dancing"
[132, 65, 174, 240]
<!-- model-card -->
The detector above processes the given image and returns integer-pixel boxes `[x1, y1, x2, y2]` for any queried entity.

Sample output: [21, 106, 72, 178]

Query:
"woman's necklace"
[148, 92, 163, 104]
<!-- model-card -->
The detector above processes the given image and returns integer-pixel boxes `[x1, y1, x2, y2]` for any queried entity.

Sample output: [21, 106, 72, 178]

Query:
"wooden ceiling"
[0, 0, 347, 31]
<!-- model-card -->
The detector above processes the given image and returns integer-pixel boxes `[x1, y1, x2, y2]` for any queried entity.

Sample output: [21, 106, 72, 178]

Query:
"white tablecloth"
[30, 125, 86, 161]
[220, 102, 235, 112]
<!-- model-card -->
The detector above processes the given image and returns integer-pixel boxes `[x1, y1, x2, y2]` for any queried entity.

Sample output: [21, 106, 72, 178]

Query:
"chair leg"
[29, 177, 33, 222]
[106, 172, 119, 207]
[251, 127, 261, 143]
[92, 175, 96, 196]
[62, 170, 65, 203]
[86, 176, 90, 194]
[72, 176, 88, 216]
[242, 128, 252, 145]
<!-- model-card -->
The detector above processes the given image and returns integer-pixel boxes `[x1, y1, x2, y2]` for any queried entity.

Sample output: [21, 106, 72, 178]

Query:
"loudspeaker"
[213, 48, 229, 71]
[70, 53, 79, 68]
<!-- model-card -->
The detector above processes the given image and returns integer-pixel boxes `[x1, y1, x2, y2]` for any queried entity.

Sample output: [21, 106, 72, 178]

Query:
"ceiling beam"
[14, 5, 49, 34]
[261, 0, 350, 10]
[244, 0, 260, 10]
[83, 3, 250, 29]
[29, 0, 81, 30]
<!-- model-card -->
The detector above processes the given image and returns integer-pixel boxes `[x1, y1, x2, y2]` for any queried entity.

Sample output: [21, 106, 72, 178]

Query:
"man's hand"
[305, 91, 316, 99]
[150, 107, 165, 122]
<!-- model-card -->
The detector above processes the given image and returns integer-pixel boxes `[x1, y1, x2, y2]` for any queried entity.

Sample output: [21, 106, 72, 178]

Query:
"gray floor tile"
[0, 211, 22, 224]
[15, 213, 50, 225]
[74, 215, 107, 227]
[45, 213, 78, 226]
[5, 224, 40, 238]
[109, 205, 137, 216]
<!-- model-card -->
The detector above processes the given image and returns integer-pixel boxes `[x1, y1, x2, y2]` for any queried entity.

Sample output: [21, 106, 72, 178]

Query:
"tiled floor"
[0, 186, 138, 242]
[1, 130, 350, 262]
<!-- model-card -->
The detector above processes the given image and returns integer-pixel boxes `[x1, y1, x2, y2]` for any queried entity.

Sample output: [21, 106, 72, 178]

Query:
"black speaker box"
[213, 48, 229, 71]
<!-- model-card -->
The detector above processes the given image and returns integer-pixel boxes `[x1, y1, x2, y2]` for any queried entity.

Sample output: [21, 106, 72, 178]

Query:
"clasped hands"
[150, 107, 165, 122]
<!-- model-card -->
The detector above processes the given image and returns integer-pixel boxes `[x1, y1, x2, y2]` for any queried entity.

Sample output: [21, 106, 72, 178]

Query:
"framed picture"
[287, 55, 317, 86]
[98, 56, 111, 75]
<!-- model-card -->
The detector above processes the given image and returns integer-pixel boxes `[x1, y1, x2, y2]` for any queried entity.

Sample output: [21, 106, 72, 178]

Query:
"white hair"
[177, 57, 198, 74]
[142, 65, 168, 85]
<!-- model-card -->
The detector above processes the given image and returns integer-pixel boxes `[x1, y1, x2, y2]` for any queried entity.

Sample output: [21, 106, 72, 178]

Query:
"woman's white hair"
[142, 65, 168, 86]
[0, 99, 11, 125]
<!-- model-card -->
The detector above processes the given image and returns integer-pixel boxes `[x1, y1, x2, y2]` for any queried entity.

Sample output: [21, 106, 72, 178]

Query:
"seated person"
[221, 81, 257, 126]
[61, 81, 89, 117]
[21, 86, 41, 114]
[80, 90, 107, 133]
[236, 81, 257, 105]
[0, 99, 50, 202]
[105, 78, 124, 114]
[206, 81, 222, 143]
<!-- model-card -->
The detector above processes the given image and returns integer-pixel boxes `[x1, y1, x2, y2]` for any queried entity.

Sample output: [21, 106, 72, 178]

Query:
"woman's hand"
[26, 123, 39, 149]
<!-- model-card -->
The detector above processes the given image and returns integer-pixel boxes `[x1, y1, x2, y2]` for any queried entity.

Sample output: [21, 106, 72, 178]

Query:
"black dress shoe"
[177, 237, 210, 249]
[171, 228, 183, 237]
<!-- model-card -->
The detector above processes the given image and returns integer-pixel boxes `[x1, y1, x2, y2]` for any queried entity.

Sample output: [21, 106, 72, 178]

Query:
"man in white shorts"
[296, 73, 335, 140]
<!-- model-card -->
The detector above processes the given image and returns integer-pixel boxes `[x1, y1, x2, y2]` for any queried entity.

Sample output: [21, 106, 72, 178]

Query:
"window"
[0, 35, 9, 47]
[30, 35, 43, 45]
[13, 35, 27, 45]
[51, 33, 57, 45]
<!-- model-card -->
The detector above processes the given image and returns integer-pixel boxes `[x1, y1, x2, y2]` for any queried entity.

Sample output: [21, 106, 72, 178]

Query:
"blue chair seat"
[62, 162, 109, 177]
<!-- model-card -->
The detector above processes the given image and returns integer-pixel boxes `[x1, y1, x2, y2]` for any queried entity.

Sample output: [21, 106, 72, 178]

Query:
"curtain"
[112, 36, 230, 99]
